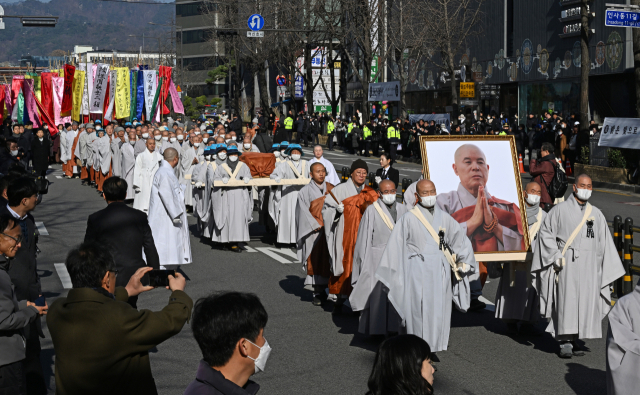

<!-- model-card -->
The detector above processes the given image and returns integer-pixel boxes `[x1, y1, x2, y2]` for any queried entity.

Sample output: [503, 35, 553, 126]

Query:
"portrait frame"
[419, 135, 530, 262]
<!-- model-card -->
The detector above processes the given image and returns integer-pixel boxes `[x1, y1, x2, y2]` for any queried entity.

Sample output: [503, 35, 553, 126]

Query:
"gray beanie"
[86, 123, 95, 129]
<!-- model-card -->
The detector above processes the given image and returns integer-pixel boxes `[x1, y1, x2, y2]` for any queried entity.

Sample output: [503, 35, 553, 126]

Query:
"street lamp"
[128, 33, 145, 53]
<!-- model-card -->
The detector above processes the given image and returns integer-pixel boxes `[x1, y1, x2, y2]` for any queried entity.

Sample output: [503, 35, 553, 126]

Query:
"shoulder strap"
[409, 206, 465, 280]
[221, 163, 234, 178]
[528, 209, 544, 240]
[372, 202, 394, 230]
[287, 160, 308, 179]
[561, 203, 592, 258]
[231, 162, 243, 179]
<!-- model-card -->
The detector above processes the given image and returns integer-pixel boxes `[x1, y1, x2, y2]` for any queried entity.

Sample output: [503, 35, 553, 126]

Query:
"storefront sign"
[598, 117, 640, 149]
[367, 81, 400, 102]
[460, 82, 475, 98]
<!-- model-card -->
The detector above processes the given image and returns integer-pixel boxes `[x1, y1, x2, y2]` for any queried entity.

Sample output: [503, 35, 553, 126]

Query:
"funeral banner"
[22, 79, 41, 128]
[367, 81, 400, 102]
[80, 64, 90, 115]
[598, 117, 640, 150]
[5, 85, 13, 116]
[105, 70, 117, 121]
[61, 64, 75, 114]
[115, 67, 130, 119]
[52, 76, 64, 126]
[143, 70, 157, 121]
[72, 70, 85, 122]
[169, 79, 184, 114]
[90, 64, 110, 114]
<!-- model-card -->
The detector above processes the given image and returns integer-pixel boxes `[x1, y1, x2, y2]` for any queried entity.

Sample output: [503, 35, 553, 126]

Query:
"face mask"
[203, 137, 209, 143]
[178, 135, 184, 141]
[142, 133, 149, 139]
[10, 150, 18, 156]
[170, 137, 177, 142]
[575, 188, 592, 201]
[273, 151, 281, 158]
[194, 131, 201, 135]
[205, 155, 211, 161]
[162, 136, 169, 141]
[291, 153, 301, 161]
[130, 140, 136, 145]
[194, 142, 201, 148]
[246, 339, 272, 374]
[229, 155, 238, 162]
[420, 195, 436, 208]
[38, 138, 43, 142]
[526, 194, 541, 205]
[218, 152, 227, 160]
[280, 151, 288, 158]
[154, 135, 161, 141]
[382, 194, 396, 205]
[225, 139, 231, 144]
[231, 136, 237, 141]
[244, 143, 251, 150]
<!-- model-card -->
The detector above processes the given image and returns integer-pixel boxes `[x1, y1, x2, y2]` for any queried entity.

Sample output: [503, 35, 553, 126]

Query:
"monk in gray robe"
[403, 172, 424, 208]
[210, 146, 253, 252]
[203, 145, 227, 238]
[121, 131, 137, 200]
[495, 181, 545, 335]
[351, 180, 408, 336]
[270, 144, 311, 245]
[606, 282, 640, 395]
[191, 145, 215, 236]
[532, 174, 624, 358]
[110, 127, 124, 177]
[133, 128, 150, 158]
[180, 134, 204, 208]
[376, 179, 476, 352]
[295, 162, 333, 306]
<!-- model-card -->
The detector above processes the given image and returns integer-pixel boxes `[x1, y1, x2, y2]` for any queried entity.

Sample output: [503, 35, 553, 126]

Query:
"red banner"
[33, 86, 56, 132]
[159, 66, 172, 114]
[0, 85, 5, 123]
[61, 64, 75, 114]
[11, 76, 24, 105]
[40, 72, 54, 122]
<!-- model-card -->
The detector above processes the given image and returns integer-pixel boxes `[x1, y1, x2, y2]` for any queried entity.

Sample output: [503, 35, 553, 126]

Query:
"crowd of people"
[0, 107, 637, 395]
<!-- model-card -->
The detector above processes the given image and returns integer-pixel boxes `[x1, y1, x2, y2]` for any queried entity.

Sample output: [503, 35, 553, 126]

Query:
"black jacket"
[184, 360, 260, 395]
[375, 166, 400, 188]
[253, 133, 273, 153]
[228, 118, 242, 133]
[31, 138, 50, 173]
[84, 202, 160, 287]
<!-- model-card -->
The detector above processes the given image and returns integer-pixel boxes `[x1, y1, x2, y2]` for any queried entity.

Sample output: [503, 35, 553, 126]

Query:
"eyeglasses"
[1, 232, 22, 245]
[108, 269, 119, 277]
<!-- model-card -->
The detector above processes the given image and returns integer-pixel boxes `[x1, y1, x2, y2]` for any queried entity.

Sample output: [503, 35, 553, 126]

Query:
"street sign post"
[605, 9, 640, 27]
[247, 31, 264, 38]
[248, 14, 264, 31]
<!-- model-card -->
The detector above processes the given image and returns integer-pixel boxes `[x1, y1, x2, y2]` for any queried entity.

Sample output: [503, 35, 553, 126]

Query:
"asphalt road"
[34, 147, 640, 395]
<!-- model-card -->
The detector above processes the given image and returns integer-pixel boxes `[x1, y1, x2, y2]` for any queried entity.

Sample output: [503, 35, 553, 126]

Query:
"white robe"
[97, 136, 112, 175]
[65, 130, 78, 169]
[59, 130, 69, 163]
[121, 143, 136, 199]
[375, 205, 476, 352]
[111, 140, 122, 177]
[532, 195, 625, 339]
[270, 159, 311, 244]
[606, 284, 640, 395]
[133, 149, 161, 213]
[210, 161, 253, 243]
[148, 160, 192, 266]
[351, 201, 408, 335]
[308, 156, 340, 186]
[179, 145, 204, 207]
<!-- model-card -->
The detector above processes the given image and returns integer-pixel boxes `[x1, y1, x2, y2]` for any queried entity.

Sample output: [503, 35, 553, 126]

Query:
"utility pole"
[579, 0, 591, 129]
[632, 0, 640, 116]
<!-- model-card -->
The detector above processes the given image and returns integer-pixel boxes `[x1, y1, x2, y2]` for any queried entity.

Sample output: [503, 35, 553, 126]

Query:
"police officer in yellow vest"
[284, 111, 294, 141]
[327, 117, 335, 151]
[361, 120, 373, 157]
[387, 120, 401, 161]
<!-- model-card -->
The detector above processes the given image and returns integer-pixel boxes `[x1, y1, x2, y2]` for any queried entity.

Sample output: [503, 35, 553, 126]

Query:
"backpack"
[545, 161, 568, 199]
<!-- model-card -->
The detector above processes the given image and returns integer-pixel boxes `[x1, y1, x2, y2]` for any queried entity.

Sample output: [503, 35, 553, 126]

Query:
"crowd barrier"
[611, 216, 640, 297]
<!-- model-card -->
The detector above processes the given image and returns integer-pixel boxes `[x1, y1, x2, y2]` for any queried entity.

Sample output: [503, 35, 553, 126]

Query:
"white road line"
[479, 296, 496, 312]
[243, 246, 258, 253]
[56, 176, 62, 179]
[255, 247, 295, 264]
[54, 263, 73, 289]
[35, 222, 49, 235]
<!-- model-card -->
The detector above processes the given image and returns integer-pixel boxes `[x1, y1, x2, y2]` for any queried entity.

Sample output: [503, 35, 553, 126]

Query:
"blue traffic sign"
[605, 9, 640, 28]
[248, 14, 264, 31]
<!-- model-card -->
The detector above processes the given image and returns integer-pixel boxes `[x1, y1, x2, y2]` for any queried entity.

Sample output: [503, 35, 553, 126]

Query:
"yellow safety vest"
[327, 121, 335, 134]
[348, 123, 354, 134]
[363, 126, 372, 139]
[284, 117, 294, 130]
[499, 131, 507, 135]
[387, 126, 399, 139]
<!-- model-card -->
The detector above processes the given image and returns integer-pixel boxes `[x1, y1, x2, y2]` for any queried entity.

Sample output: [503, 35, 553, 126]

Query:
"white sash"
[287, 160, 308, 179]
[221, 162, 243, 181]
[372, 201, 394, 231]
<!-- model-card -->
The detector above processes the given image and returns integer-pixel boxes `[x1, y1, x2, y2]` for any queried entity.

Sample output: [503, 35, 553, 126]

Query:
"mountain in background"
[0, 0, 174, 63]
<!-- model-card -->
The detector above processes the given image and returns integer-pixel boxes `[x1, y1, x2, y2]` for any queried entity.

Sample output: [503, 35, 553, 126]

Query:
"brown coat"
[529, 157, 556, 204]
[47, 287, 193, 395]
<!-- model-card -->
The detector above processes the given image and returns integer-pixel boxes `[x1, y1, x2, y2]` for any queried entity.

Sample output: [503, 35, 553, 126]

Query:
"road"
[34, 147, 640, 395]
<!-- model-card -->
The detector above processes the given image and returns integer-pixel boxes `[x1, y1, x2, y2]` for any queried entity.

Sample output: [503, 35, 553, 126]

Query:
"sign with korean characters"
[460, 82, 475, 98]
[598, 117, 640, 149]
[605, 9, 640, 28]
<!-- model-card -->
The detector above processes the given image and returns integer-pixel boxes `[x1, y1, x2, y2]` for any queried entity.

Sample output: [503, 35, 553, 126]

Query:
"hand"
[167, 272, 186, 292]
[466, 190, 484, 236]
[553, 258, 564, 272]
[192, 157, 199, 164]
[172, 218, 182, 225]
[375, 176, 382, 184]
[27, 301, 48, 315]
[481, 187, 494, 226]
[244, 177, 250, 184]
[134, 186, 141, 193]
[125, 267, 154, 297]
[274, 176, 282, 183]
[336, 203, 345, 213]
[222, 177, 229, 184]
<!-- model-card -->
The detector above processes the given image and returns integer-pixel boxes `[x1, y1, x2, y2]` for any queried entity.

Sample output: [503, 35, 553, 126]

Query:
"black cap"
[350, 159, 368, 174]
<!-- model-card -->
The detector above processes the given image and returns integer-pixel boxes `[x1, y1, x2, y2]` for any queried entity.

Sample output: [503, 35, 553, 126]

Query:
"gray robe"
[606, 284, 640, 395]
[351, 201, 408, 335]
[134, 138, 147, 158]
[270, 159, 311, 244]
[210, 161, 253, 243]
[202, 159, 223, 238]
[532, 195, 625, 339]
[179, 145, 204, 207]
[121, 143, 136, 199]
[375, 205, 476, 352]
[191, 159, 210, 235]
[322, 178, 359, 277]
[111, 140, 122, 177]
[295, 180, 330, 287]
[494, 206, 547, 322]
[402, 174, 424, 208]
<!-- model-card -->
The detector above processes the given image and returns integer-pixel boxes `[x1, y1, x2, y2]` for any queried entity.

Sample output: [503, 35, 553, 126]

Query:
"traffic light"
[216, 30, 238, 37]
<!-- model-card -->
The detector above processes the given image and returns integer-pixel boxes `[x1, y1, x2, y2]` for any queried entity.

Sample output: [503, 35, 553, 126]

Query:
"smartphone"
[35, 296, 45, 307]
[148, 270, 176, 287]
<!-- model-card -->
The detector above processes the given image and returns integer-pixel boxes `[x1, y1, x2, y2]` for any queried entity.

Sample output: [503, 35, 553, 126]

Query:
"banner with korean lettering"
[80, 64, 90, 116]
[61, 64, 75, 114]
[90, 64, 110, 114]
[115, 67, 130, 119]
[367, 81, 400, 102]
[72, 70, 85, 122]
[598, 118, 640, 149]
[105, 70, 117, 121]
[142, 70, 157, 120]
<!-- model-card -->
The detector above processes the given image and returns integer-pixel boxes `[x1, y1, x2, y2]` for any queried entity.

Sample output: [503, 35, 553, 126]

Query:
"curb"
[566, 176, 640, 194]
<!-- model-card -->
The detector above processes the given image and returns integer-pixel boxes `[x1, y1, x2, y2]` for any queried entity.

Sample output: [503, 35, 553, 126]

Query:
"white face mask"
[382, 194, 396, 205]
[228, 155, 238, 162]
[218, 152, 227, 160]
[194, 142, 201, 148]
[162, 136, 169, 141]
[526, 194, 541, 205]
[177, 135, 184, 141]
[38, 138, 43, 142]
[130, 140, 136, 145]
[203, 137, 209, 143]
[170, 137, 177, 142]
[154, 135, 161, 141]
[575, 188, 592, 201]
[231, 136, 237, 141]
[291, 153, 301, 161]
[273, 151, 281, 158]
[10, 150, 18, 156]
[225, 139, 231, 144]
[244, 143, 251, 150]
[246, 339, 271, 374]
[142, 133, 149, 139]
[280, 151, 288, 158]
[420, 195, 437, 208]
[205, 155, 211, 161]
[194, 131, 201, 135]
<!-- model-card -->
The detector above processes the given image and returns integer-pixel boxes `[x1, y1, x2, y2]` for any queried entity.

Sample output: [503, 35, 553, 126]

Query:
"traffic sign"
[605, 9, 640, 28]
[460, 82, 475, 98]
[248, 14, 264, 31]
[247, 31, 264, 38]
[176, 85, 182, 92]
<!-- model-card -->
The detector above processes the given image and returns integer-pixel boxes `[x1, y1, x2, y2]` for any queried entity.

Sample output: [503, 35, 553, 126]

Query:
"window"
[182, 56, 219, 71]
[180, 29, 214, 44]
[176, 2, 216, 17]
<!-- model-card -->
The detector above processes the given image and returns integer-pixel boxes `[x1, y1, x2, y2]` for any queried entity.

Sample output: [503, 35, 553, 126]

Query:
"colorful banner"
[5, 85, 13, 116]
[11, 76, 24, 106]
[90, 63, 109, 114]
[143, 70, 157, 120]
[115, 67, 130, 119]
[52, 76, 64, 126]
[40, 73, 54, 123]
[62, 64, 75, 114]
[150, 76, 163, 121]
[32, 84, 57, 132]
[105, 70, 117, 121]
[159, 66, 172, 114]
[136, 68, 146, 120]
[72, 70, 85, 122]
[80, 64, 90, 116]
[129, 69, 137, 120]
[169, 79, 184, 114]
[23, 79, 41, 128]
[0, 86, 4, 123]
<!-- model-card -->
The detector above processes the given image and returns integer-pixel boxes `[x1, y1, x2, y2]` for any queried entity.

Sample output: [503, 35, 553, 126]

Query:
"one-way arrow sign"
[248, 14, 264, 31]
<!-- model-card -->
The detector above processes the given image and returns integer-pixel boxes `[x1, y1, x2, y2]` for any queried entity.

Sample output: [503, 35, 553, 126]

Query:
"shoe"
[230, 244, 242, 253]
[559, 342, 573, 359]
[506, 323, 518, 335]
[468, 298, 486, 311]
[518, 322, 543, 337]
[312, 295, 322, 306]
[570, 341, 586, 356]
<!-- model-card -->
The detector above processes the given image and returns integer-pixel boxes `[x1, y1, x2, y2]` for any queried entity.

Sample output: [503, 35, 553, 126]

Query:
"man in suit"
[84, 176, 160, 307]
[2, 177, 47, 395]
[47, 241, 192, 395]
[374, 153, 400, 189]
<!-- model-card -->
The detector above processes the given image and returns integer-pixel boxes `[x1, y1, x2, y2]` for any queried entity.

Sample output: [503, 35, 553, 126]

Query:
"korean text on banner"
[598, 117, 640, 150]
[367, 81, 400, 102]
[72, 70, 85, 122]
[105, 70, 117, 121]
[115, 67, 130, 119]
[143, 70, 157, 120]
[90, 64, 110, 114]
[80, 64, 90, 116]
[61, 64, 75, 114]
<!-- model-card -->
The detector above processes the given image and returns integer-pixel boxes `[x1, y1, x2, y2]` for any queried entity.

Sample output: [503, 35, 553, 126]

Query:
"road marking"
[56, 176, 62, 179]
[54, 263, 73, 289]
[35, 222, 49, 235]
[243, 245, 258, 252]
[479, 295, 496, 312]
[255, 247, 296, 264]
[619, 201, 640, 206]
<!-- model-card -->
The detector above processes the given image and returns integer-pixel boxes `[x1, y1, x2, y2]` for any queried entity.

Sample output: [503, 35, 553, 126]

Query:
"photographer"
[47, 241, 192, 395]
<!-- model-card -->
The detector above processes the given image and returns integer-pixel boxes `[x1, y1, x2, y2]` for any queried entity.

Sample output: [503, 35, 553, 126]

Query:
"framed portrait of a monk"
[419, 135, 529, 261]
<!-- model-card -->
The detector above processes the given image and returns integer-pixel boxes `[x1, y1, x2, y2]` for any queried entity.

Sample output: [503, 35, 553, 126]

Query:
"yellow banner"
[72, 70, 85, 122]
[115, 67, 130, 119]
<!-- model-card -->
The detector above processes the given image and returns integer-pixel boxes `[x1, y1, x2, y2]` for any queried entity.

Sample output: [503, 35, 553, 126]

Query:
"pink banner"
[22, 79, 41, 128]
[4, 85, 11, 116]
[169, 79, 184, 114]
[52, 76, 64, 126]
